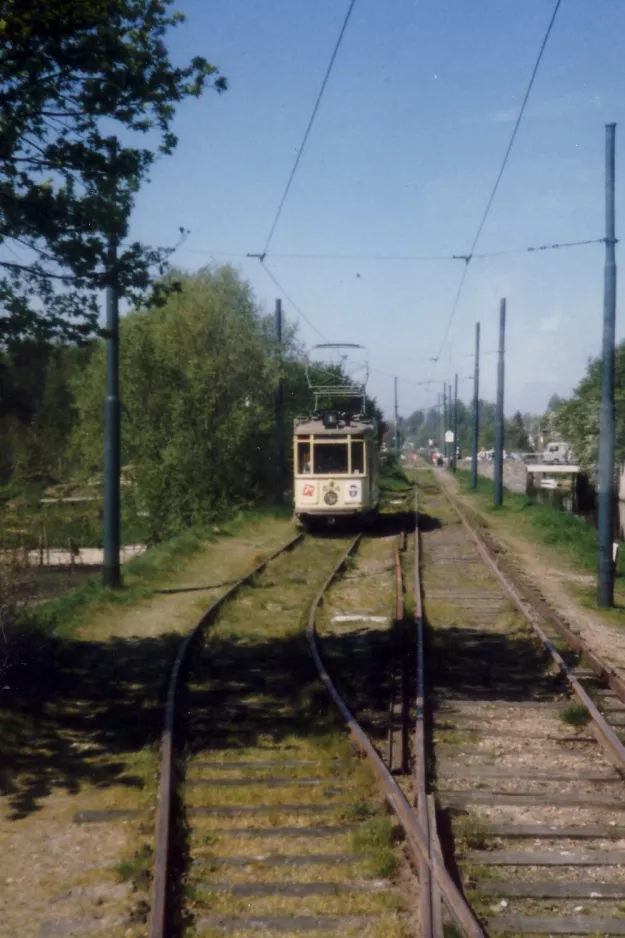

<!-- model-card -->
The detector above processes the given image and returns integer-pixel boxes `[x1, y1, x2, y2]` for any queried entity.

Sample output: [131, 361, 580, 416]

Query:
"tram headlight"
[324, 490, 338, 506]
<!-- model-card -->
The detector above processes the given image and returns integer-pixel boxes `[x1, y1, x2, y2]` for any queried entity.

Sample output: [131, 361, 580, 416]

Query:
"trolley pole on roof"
[453, 373, 458, 472]
[494, 298, 506, 508]
[598, 122, 617, 607]
[275, 298, 285, 505]
[394, 376, 399, 461]
[470, 321, 480, 491]
[103, 137, 121, 588]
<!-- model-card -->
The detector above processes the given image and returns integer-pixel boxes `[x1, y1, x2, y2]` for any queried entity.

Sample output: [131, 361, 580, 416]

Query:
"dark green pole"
[598, 123, 617, 607]
[443, 383, 448, 462]
[394, 376, 399, 460]
[453, 373, 458, 472]
[494, 298, 506, 507]
[470, 322, 480, 490]
[103, 137, 121, 588]
[275, 298, 284, 505]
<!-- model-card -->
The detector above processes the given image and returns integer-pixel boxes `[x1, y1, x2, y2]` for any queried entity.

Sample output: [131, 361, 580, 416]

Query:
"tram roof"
[294, 417, 376, 438]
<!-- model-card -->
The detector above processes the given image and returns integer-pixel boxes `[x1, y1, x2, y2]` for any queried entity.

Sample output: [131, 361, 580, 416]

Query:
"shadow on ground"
[0, 623, 181, 819]
[0, 512, 415, 820]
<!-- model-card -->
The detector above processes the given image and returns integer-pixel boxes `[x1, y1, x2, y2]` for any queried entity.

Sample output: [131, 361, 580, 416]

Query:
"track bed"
[417, 470, 625, 937]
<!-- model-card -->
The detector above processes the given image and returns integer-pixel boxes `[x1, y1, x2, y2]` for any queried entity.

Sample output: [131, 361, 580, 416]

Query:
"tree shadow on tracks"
[0, 619, 182, 819]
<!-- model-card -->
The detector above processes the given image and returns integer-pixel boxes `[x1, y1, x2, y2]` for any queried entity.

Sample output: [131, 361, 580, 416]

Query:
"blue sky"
[129, 0, 625, 419]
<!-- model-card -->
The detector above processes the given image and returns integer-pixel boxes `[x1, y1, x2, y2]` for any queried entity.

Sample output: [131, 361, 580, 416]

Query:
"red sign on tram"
[302, 483, 315, 497]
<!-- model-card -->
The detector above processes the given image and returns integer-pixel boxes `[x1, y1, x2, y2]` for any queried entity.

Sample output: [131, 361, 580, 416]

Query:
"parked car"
[542, 442, 572, 465]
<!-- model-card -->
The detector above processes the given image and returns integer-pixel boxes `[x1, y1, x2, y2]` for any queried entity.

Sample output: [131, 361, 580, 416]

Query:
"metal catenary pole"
[443, 383, 448, 462]
[449, 382, 453, 464]
[453, 372, 458, 472]
[470, 322, 481, 491]
[598, 122, 617, 607]
[494, 298, 507, 507]
[103, 137, 121, 588]
[275, 298, 284, 505]
[394, 376, 399, 460]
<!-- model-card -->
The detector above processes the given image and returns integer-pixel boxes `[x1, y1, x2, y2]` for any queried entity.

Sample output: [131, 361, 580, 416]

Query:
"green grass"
[115, 843, 153, 889]
[455, 468, 625, 581]
[352, 817, 398, 879]
[456, 816, 490, 850]
[8, 505, 293, 640]
[379, 459, 414, 493]
[559, 702, 591, 726]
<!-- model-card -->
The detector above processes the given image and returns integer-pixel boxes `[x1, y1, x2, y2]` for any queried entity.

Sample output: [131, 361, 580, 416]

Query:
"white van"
[542, 442, 572, 465]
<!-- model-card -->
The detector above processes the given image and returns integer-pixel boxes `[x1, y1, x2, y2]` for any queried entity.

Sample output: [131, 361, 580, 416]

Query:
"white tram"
[292, 344, 380, 529]
[293, 412, 380, 528]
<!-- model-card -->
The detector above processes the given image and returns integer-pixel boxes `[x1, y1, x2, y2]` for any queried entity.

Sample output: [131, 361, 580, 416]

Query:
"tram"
[292, 344, 380, 529]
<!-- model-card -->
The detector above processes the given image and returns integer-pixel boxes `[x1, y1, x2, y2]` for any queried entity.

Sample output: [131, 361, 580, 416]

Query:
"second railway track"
[416, 467, 625, 937]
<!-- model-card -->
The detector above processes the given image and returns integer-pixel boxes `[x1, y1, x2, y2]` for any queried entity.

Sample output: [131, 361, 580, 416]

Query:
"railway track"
[149, 530, 416, 938]
[416, 467, 625, 937]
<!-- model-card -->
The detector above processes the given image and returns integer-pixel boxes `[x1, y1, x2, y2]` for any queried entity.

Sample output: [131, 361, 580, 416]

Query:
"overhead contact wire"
[260, 261, 330, 342]
[261, 0, 358, 257]
[431, 0, 564, 370]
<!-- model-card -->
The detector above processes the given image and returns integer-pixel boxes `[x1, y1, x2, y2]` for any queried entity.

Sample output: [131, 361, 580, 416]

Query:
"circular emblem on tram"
[324, 490, 338, 506]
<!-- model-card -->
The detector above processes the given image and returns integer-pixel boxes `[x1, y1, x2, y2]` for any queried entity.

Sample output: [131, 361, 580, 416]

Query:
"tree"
[554, 340, 625, 482]
[70, 265, 385, 536]
[0, 0, 226, 342]
[505, 410, 530, 452]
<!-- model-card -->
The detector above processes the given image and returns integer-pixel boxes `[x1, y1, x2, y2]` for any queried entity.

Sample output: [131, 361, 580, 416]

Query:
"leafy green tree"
[505, 410, 530, 452]
[0, 0, 225, 342]
[554, 341, 625, 481]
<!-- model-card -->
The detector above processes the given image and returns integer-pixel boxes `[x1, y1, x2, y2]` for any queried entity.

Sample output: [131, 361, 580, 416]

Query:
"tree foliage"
[68, 266, 383, 537]
[553, 340, 625, 481]
[0, 0, 225, 342]
[404, 400, 533, 455]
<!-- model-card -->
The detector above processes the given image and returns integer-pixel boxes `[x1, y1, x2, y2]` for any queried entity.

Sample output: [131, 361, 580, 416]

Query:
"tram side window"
[315, 443, 348, 474]
[351, 441, 364, 475]
[298, 442, 312, 473]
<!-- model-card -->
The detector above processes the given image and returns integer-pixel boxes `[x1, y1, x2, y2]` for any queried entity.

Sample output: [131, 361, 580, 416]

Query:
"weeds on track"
[559, 702, 591, 726]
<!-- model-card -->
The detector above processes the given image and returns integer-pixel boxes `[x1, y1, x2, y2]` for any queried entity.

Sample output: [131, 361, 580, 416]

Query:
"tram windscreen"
[297, 441, 311, 473]
[351, 441, 364, 474]
[314, 443, 348, 474]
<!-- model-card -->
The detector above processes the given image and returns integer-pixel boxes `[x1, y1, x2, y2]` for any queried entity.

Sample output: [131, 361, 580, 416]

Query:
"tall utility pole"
[275, 298, 284, 505]
[598, 123, 617, 607]
[449, 382, 453, 464]
[437, 392, 442, 450]
[441, 384, 447, 459]
[394, 376, 399, 460]
[494, 299, 507, 507]
[470, 322, 481, 491]
[453, 373, 458, 472]
[103, 137, 121, 588]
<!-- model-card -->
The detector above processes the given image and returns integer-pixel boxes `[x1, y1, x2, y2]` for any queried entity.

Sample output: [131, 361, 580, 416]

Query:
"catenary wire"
[259, 261, 331, 342]
[431, 0, 564, 369]
[260, 0, 358, 257]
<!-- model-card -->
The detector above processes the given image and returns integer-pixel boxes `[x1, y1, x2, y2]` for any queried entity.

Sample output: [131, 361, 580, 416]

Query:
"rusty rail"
[148, 532, 304, 938]
[440, 479, 625, 773]
[414, 490, 433, 938]
[387, 538, 408, 774]
[307, 533, 485, 938]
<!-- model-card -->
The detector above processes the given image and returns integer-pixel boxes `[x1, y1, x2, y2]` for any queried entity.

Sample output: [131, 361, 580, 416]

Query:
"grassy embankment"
[4, 505, 294, 640]
[453, 467, 625, 616]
